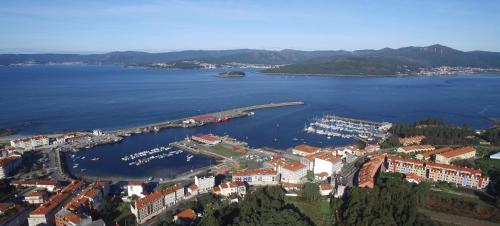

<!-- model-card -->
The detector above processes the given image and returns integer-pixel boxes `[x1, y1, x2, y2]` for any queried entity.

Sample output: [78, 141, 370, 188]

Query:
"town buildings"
[24, 190, 49, 204]
[279, 162, 307, 184]
[435, 146, 476, 164]
[313, 153, 342, 177]
[415, 147, 453, 161]
[291, 145, 321, 156]
[232, 168, 279, 186]
[191, 134, 221, 145]
[396, 145, 434, 154]
[212, 181, 246, 197]
[399, 136, 425, 146]
[0, 156, 21, 178]
[10, 136, 49, 150]
[386, 156, 489, 189]
[127, 181, 145, 198]
[194, 176, 215, 194]
[11, 180, 60, 192]
[174, 208, 197, 225]
[358, 154, 386, 189]
[130, 183, 184, 224]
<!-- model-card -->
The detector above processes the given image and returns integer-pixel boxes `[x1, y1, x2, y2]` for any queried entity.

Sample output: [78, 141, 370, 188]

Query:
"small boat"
[186, 154, 194, 162]
[73, 165, 78, 168]
[81, 157, 86, 160]
[91, 157, 100, 161]
[81, 169, 86, 171]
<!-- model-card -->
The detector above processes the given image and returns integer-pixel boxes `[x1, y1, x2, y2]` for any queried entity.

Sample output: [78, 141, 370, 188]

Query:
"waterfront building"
[127, 181, 145, 198]
[10, 135, 49, 150]
[194, 176, 215, 194]
[0, 156, 21, 178]
[386, 156, 489, 189]
[396, 145, 434, 154]
[212, 181, 246, 197]
[291, 144, 321, 156]
[24, 190, 49, 204]
[232, 168, 279, 186]
[358, 154, 386, 189]
[416, 147, 453, 161]
[399, 135, 426, 146]
[191, 134, 221, 145]
[435, 146, 476, 164]
[280, 162, 307, 184]
[313, 154, 342, 177]
[130, 183, 184, 224]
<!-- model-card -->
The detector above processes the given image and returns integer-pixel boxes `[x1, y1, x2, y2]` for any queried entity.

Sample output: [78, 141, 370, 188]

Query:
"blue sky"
[1, 0, 499, 53]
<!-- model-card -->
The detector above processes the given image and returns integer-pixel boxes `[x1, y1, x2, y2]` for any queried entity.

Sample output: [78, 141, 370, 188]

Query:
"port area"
[304, 114, 392, 144]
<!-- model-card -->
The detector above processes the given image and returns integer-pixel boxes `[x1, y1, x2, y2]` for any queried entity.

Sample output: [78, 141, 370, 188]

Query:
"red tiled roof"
[192, 134, 220, 142]
[405, 173, 422, 182]
[175, 208, 196, 221]
[293, 145, 320, 153]
[320, 183, 332, 190]
[282, 162, 306, 171]
[399, 145, 434, 152]
[31, 192, 70, 215]
[232, 168, 277, 176]
[419, 147, 453, 157]
[438, 146, 475, 158]
[315, 172, 329, 177]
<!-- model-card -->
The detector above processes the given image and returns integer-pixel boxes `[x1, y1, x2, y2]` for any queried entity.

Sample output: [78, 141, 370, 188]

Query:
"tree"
[303, 183, 320, 203]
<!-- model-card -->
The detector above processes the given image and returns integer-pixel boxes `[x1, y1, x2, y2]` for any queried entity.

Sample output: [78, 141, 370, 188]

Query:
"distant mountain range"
[1, 44, 500, 75]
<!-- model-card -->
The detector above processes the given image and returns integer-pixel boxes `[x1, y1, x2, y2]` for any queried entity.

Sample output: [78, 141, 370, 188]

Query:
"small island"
[216, 71, 246, 78]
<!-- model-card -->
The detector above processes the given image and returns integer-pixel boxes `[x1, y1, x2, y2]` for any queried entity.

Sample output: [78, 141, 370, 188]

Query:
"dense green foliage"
[199, 186, 314, 226]
[382, 119, 478, 147]
[302, 182, 321, 203]
[482, 127, 500, 146]
[0, 179, 15, 202]
[338, 173, 434, 226]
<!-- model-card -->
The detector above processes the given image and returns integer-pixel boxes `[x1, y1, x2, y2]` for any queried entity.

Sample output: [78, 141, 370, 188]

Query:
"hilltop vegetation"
[2, 45, 500, 76]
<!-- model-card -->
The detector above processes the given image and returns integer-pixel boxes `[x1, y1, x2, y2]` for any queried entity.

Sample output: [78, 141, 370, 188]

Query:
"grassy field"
[211, 144, 245, 157]
[286, 197, 333, 226]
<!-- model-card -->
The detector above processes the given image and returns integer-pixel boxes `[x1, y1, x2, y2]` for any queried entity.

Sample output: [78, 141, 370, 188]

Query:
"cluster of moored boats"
[120, 146, 194, 166]
[304, 117, 383, 141]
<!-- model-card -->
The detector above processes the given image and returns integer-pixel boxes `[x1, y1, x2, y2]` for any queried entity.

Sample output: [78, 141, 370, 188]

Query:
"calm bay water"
[1, 65, 499, 178]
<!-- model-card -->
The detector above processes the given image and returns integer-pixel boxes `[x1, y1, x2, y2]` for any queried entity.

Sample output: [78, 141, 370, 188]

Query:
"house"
[435, 146, 476, 164]
[55, 208, 92, 226]
[130, 183, 184, 224]
[11, 180, 60, 192]
[173, 208, 197, 225]
[127, 181, 145, 198]
[0, 156, 21, 178]
[405, 173, 422, 184]
[396, 145, 434, 154]
[364, 144, 380, 154]
[191, 134, 221, 145]
[280, 162, 307, 184]
[263, 156, 287, 170]
[291, 145, 321, 156]
[194, 176, 215, 194]
[313, 154, 342, 177]
[24, 190, 49, 204]
[212, 181, 246, 197]
[399, 136, 426, 146]
[232, 168, 279, 186]
[415, 147, 453, 161]
[320, 183, 333, 196]
[301, 151, 335, 171]
[314, 172, 329, 181]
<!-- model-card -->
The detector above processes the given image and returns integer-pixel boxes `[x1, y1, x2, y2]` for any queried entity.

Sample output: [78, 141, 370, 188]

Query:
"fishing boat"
[186, 154, 194, 162]
[91, 157, 100, 161]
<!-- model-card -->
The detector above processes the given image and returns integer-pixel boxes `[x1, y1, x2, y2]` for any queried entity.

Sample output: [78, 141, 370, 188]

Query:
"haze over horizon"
[1, 0, 500, 53]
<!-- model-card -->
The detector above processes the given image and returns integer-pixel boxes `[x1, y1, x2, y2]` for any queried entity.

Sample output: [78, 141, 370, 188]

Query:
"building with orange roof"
[11, 180, 61, 191]
[291, 145, 321, 156]
[263, 156, 288, 170]
[397, 145, 435, 154]
[416, 147, 453, 161]
[399, 135, 426, 146]
[358, 154, 386, 189]
[435, 146, 476, 164]
[24, 190, 49, 204]
[130, 183, 184, 224]
[320, 183, 333, 196]
[300, 151, 335, 171]
[405, 173, 423, 184]
[315, 172, 329, 181]
[280, 162, 307, 184]
[191, 134, 221, 145]
[387, 156, 489, 189]
[232, 168, 279, 186]
[28, 181, 85, 226]
[54, 208, 92, 226]
[174, 208, 197, 225]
